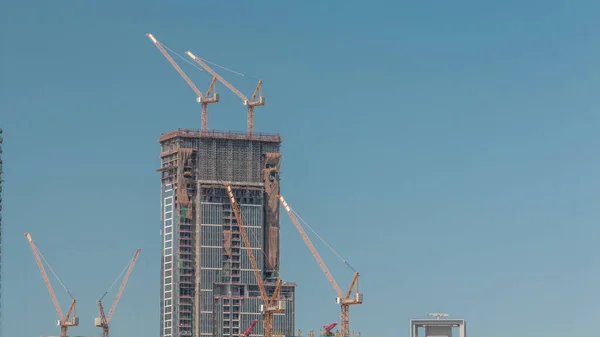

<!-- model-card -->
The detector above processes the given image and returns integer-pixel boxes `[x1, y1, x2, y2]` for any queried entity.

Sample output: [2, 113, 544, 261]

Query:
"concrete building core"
[158, 129, 296, 337]
[410, 316, 466, 337]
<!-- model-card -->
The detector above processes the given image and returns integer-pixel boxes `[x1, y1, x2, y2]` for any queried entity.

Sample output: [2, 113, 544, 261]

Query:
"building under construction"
[158, 129, 296, 337]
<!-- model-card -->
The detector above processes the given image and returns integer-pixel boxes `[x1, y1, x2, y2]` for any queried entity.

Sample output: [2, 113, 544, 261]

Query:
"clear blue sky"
[2, 0, 600, 336]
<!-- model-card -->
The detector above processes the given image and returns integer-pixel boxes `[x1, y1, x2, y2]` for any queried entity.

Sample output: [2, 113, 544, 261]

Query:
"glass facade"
[161, 184, 176, 337]
[158, 130, 296, 337]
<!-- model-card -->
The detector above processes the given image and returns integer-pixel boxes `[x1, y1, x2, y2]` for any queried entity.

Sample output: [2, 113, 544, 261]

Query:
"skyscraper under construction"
[158, 129, 296, 337]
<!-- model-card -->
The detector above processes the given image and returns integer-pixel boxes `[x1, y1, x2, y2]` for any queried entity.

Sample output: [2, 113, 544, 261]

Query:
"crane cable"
[159, 42, 206, 74]
[37, 248, 74, 299]
[100, 257, 132, 301]
[290, 207, 357, 273]
[159, 41, 246, 78]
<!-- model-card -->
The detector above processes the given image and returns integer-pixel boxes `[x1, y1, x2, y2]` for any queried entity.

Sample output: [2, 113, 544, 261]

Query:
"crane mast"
[96, 248, 141, 337]
[24, 232, 79, 337]
[146, 33, 219, 132]
[186, 51, 264, 135]
[225, 184, 283, 337]
[277, 196, 363, 337]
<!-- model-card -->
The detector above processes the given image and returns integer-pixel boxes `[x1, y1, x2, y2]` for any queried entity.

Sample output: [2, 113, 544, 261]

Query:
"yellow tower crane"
[25, 232, 80, 337]
[224, 184, 284, 337]
[95, 248, 141, 337]
[146, 33, 219, 132]
[277, 196, 363, 337]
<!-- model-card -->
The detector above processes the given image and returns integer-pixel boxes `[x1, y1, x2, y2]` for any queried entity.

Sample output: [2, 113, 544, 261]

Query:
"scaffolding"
[159, 129, 281, 184]
[159, 129, 281, 143]
[158, 129, 294, 337]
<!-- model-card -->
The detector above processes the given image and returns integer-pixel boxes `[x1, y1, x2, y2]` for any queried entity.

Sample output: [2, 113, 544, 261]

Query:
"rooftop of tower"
[158, 128, 282, 143]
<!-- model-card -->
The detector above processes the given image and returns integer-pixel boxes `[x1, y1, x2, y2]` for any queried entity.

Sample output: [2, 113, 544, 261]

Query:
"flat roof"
[410, 319, 466, 327]
[159, 128, 282, 143]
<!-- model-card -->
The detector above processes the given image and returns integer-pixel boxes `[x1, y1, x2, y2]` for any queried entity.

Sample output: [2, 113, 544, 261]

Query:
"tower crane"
[224, 184, 284, 337]
[25, 232, 80, 337]
[277, 196, 363, 337]
[185, 51, 264, 135]
[243, 319, 259, 337]
[95, 248, 141, 337]
[321, 322, 338, 336]
[146, 33, 219, 132]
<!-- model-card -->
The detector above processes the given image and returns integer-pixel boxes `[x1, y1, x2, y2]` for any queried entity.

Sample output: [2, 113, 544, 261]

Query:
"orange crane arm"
[277, 196, 345, 299]
[344, 272, 360, 302]
[225, 184, 270, 305]
[98, 300, 107, 324]
[270, 278, 282, 303]
[147, 34, 204, 99]
[250, 80, 263, 102]
[186, 51, 249, 102]
[206, 76, 218, 98]
[24, 232, 65, 321]
[106, 248, 141, 323]
[64, 299, 76, 322]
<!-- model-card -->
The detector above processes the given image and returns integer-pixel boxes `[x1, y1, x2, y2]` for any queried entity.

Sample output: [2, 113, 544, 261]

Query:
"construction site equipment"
[304, 328, 361, 337]
[321, 322, 338, 336]
[243, 319, 259, 337]
[225, 184, 284, 337]
[186, 51, 264, 135]
[95, 248, 141, 337]
[278, 196, 363, 337]
[146, 33, 219, 132]
[24, 232, 80, 337]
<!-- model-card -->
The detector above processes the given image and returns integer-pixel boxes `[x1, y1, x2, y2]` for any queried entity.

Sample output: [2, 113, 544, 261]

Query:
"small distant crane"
[186, 51, 264, 135]
[225, 184, 284, 337]
[25, 232, 80, 337]
[146, 33, 219, 132]
[278, 196, 363, 337]
[321, 322, 338, 336]
[95, 249, 141, 337]
[242, 319, 259, 337]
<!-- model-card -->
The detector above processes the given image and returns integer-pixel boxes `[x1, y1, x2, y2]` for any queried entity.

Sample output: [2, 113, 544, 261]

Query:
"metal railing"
[159, 128, 282, 143]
